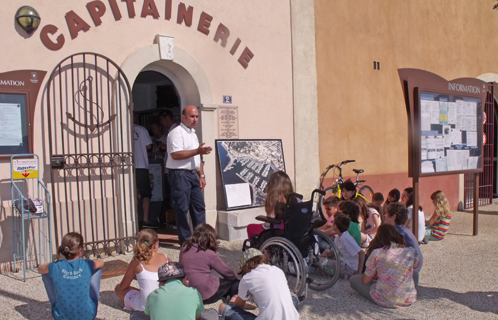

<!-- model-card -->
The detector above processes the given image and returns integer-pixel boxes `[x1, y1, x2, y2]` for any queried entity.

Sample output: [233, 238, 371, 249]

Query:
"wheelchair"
[243, 189, 341, 299]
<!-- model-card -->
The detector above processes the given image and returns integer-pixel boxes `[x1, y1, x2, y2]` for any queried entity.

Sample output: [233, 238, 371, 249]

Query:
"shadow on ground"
[418, 286, 498, 314]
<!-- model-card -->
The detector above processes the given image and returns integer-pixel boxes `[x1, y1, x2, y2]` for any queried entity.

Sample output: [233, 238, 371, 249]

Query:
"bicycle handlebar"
[340, 160, 355, 165]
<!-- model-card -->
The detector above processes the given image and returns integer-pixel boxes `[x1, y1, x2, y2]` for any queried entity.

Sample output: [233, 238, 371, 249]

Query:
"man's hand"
[197, 143, 212, 155]
[200, 177, 206, 190]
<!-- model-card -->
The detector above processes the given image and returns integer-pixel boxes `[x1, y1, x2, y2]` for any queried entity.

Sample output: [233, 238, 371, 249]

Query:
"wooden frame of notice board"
[413, 87, 483, 177]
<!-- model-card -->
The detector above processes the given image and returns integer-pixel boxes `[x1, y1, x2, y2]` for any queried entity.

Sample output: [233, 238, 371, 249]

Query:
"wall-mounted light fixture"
[15, 6, 41, 35]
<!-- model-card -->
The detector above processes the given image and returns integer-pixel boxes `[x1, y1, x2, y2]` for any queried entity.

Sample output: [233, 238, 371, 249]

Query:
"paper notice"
[435, 158, 448, 172]
[421, 136, 428, 160]
[466, 131, 477, 147]
[443, 125, 452, 148]
[456, 115, 466, 130]
[450, 129, 462, 145]
[447, 102, 457, 124]
[426, 136, 436, 159]
[467, 156, 478, 169]
[0, 103, 23, 146]
[439, 101, 448, 124]
[421, 161, 435, 173]
[421, 113, 431, 131]
[466, 116, 477, 132]
[225, 183, 252, 208]
[446, 149, 470, 171]
[429, 101, 440, 124]
[436, 136, 444, 158]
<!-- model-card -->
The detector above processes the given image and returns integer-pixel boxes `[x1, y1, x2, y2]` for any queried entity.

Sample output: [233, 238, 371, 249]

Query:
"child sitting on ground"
[370, 192, 384, 219]
[141, 262, 218, 320]
[401, 187, 425, 242]
[320, 201, 362, 247]
[316, 196, 340, 229]
[180, 224, 239, 304]
[424, 190, 452, 242]
[383, 188, 400, 212]
[218, 248, 299, 320]
[38, 232, 104, 320]
[319, 213, 365, 278]
[353, 197, 381, 248]
[115, 229, 170, 312]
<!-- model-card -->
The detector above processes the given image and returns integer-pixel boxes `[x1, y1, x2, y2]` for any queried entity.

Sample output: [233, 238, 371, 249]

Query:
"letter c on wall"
[40, 24, 65, 51]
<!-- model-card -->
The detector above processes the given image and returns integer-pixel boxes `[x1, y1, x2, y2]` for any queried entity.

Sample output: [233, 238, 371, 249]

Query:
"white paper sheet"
[439, 101, 448, 123]
[426, 136, 436, 159]
[421, 113, 431, 131]
[447, 102, 457, 124]
[436, 136, 445, 158]
[443, 125, 452, 148]
[0, 103, 23, 146]
[450, 129, 462, 145]
[421, 161, 435, 173]
[466, 116, 477, 132]
[435, 158, 448, 172]
[225, 183, 252, 208]
[456, 115, 466, 130]
[429, 101, 440, 124]
[446, 149, 470, 171]
[421, 136, 428, 160]
[466, 131, 477, 147]
[467, 156, 478, 169]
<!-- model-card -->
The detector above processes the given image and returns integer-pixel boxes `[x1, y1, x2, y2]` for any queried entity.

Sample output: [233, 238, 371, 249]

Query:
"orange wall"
[314, 0, 498, 178]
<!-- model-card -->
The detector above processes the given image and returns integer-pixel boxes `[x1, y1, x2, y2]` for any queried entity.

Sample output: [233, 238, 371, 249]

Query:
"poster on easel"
[415, 87, 483, 176]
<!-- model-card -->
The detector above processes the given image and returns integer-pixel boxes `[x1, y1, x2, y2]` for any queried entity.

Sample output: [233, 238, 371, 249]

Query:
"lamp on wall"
[15, 6, 41, 35]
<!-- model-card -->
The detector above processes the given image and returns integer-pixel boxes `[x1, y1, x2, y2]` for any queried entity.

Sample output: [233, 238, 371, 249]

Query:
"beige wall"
[314, 0, 498, 209]
[0, 0, 294, 263]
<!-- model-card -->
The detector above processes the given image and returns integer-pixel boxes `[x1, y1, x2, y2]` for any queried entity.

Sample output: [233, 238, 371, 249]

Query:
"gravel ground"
[1, 205, 498, 319]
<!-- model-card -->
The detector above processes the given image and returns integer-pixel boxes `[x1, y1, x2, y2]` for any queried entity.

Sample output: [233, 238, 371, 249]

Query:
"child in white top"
[320, 213, 365, 278]
[353, 197, 381, 248]
[401, 187, 425, 242]
[115, 229, 170, 311]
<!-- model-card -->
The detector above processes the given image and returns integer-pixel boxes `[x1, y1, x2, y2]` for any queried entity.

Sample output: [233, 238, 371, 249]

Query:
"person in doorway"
[149, 121, 167, 157]
[160, 110, 178, 135]
[166, 105, 212, 245]
[134, 112, 155, 228]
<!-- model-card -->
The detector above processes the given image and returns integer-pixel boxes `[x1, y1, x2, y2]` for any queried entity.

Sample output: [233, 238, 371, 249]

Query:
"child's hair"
[239, 255, 268, 276]
[431, 190, 451, 217]
[372, 192, 384, 202]
[385, 188, 401, 204]
[323, 196, 340, 208]
[182, 223, 218, 253]
[351, 196, 369, 221]
[402, 187, 414, 207]
[265, 171, 294, 220]
[366, 224, 406, 256]
[385, 202, 408, 225]
[58, 232, 84, 260]
[341, 180, 356, 192]
[333, 213, 351, 233]
[134, 229, 159, 263]
[338, 201, 360, 223]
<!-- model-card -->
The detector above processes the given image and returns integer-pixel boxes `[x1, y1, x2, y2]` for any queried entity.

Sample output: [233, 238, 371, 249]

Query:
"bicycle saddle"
[353, 169, 364, 174]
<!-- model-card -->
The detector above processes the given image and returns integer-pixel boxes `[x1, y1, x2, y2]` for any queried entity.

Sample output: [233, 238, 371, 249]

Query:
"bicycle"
[314, 160, 374, 220]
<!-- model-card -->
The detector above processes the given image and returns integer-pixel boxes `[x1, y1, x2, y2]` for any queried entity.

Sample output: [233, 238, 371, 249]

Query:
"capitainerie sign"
[39, 0, 255, 69]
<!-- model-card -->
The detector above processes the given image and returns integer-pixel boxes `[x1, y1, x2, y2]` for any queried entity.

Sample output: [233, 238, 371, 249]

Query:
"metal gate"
[46, 52, 136, 256]
[464, 83, 494, 208]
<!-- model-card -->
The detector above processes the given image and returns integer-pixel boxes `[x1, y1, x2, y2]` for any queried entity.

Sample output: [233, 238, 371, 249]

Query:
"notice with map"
[216, 139, 286, 210]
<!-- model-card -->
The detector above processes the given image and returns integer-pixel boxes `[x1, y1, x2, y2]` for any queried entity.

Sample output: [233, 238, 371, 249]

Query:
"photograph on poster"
[216, 139, 285, 210]
[419, 91, 482, 174]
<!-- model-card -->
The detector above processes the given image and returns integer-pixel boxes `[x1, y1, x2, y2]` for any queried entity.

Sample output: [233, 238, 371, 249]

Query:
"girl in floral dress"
[349, 224, 420, 308]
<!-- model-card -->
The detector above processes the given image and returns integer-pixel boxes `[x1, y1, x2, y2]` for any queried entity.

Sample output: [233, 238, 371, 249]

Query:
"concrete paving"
[1, 204, 498, 319]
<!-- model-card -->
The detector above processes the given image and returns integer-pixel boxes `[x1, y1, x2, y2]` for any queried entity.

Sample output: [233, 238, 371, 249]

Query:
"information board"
[415, 88, 482, 176]
[0, 93, 30, 155]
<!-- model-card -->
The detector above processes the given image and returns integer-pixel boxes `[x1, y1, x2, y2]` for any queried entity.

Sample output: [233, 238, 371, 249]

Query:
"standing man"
[166, 105, 212, 245]
[159, 110, 178, 135]
[133, 112, 156, 228]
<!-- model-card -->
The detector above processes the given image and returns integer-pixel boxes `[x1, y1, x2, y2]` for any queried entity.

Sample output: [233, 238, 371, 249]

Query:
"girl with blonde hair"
[115, 229, 169, 311]
[424, 190, 452, 242]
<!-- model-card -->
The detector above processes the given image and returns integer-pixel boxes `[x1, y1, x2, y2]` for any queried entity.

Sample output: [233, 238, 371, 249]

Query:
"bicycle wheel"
[317, 186, 338, 220]
[307, 229, 340, 291]
[358, 185, 374, 203]
[260, 237, 307, 297]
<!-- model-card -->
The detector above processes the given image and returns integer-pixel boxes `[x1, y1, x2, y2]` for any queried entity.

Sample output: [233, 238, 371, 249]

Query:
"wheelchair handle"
[312, 189, 325, 199]
[287, 192, 303, 203]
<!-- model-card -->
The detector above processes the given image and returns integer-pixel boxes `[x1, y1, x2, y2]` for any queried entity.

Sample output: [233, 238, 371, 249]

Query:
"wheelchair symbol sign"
[223, 95, 232, 104]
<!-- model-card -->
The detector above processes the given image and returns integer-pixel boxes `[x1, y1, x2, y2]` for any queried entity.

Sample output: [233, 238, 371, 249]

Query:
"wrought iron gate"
[46, 52, 136, 256]
[464, 83, 494, 208]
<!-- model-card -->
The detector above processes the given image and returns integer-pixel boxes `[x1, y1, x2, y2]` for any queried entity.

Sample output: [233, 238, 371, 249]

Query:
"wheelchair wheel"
[359, 185, 374, 202]
[260, 237, 307, 297]
[307, 229, 340, 291]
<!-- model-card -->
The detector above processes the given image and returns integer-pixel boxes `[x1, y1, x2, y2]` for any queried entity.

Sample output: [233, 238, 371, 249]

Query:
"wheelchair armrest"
[255, 215, 282, 224]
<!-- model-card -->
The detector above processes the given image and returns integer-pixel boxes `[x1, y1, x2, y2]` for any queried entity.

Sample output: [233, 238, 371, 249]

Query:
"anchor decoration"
[67, 76, 116, 132]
